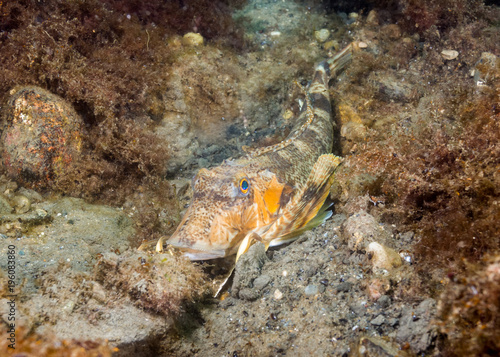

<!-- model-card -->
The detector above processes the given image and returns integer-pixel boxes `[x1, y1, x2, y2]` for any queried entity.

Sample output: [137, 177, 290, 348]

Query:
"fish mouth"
[162, 204, 246, 260]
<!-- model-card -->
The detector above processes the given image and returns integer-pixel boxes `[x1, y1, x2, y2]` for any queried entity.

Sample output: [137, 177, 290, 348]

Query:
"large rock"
[1, 86, 84, 188]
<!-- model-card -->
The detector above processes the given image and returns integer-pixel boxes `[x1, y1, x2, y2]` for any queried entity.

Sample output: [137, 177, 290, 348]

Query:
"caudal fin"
[327, 43, 353, 76]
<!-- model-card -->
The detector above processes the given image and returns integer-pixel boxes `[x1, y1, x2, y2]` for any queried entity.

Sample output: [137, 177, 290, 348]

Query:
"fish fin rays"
[264, 154, 341, 246]
[268, 200, 333, 247]
[235, 232, 265, 263]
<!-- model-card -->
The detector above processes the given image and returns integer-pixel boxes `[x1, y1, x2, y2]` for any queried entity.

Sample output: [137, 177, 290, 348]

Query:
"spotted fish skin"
[157, 45, 352, 260]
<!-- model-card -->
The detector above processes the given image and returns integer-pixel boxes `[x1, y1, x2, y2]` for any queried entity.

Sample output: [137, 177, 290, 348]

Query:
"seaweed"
[0, 325, 115, 356]
[93, 250, 210, 315]
[0, 0, 248, 244]
[438, 255, 500, 356]
[333, 1, 499, 292]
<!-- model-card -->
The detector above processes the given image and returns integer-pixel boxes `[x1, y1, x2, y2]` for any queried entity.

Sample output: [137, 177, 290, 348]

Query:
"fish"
[156, 44, 353, 262]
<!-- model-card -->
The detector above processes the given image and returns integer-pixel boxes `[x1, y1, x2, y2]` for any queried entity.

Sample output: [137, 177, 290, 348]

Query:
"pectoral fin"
[235, 231, 264, 262]
[268, 200, 333, 247]
[262, 154, 342, 245]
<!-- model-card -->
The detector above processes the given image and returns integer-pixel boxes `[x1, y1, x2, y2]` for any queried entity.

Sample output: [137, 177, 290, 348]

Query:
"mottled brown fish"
[156, 44, 352, 261]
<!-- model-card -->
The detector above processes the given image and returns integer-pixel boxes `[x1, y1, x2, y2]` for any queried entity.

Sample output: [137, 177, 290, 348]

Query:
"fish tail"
[309, 43, 352, 94]
[326, 43, 353, 77]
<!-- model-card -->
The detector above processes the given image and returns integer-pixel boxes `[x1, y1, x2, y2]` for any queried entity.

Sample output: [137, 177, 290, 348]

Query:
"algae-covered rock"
[314, 29, 330, 43]
[0, 195, 13, 214]
[1, 86, 83, 188]
[342, 211, 391, 250]
[182, 32, 204, 46]
[396, 299, 438, 353]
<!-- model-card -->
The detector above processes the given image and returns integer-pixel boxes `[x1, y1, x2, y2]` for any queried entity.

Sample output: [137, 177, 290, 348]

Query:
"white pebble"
[441, 49, 459, 60]
[274, 289, 283, 300]
[358, 41, 368, 49]
[314, 29, 330, 43]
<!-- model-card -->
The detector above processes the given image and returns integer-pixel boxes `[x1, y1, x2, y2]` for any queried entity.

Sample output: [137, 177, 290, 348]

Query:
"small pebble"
[274, 289, 283, 300]
[366, 10, 379, 26]
[0, 195, 13, 214]
[270, 31, 281, 37]
[304, 284, 319, 296]
[367, 242, 402, 270]
[12, 195, 31, 214]
[370, 314, 386, 326]
[35, 208, 49, 218]
[336, 281, 353, 293]
[283, 110, 293, 120]
[182, 32, 204, 47]
[441, 49, 459, 60]
[314, 29, 330, 43]
[324, 40, 338, 51]
[253, 274, 271, 290]
[377, 295, 391, 308]
[358, 41, 368, 49]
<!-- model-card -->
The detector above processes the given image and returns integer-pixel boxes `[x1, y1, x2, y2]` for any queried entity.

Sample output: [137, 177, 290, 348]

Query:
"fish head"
[166, 165, 290, 260]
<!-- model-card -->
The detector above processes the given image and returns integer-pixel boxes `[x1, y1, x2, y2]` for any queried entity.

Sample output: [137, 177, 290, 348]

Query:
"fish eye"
[239, 178, 250, 195]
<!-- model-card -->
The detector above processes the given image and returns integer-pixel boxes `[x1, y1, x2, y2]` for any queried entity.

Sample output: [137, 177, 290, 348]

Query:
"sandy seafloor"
[0, 0, 499, 356]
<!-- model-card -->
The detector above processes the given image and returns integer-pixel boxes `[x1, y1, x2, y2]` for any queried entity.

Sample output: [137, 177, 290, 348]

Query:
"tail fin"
[309, 43, 353, 99]
[326, 43, 353, 76]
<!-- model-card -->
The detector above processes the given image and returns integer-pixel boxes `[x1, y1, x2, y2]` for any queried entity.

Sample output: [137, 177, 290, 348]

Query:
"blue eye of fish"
[239, 178, 249, 195]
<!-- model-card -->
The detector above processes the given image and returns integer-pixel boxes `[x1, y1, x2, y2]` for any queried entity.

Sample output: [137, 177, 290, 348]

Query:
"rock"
[338, 102, 363, 125]
[341, 121, 367, 142]
[355, 336, 411, 357]
[366, 10, 379, 26]
[441, 49, 459, 60]
[304, 284, 319, 296]
[232, 242, 269, 300]
[314, 29, 330, 43]
[12, 195, 30, 214]
[474, 52, 499, 87]
[253, 274, 271, 290]
[182, 32, 204, 46]
[367, 71, 416, 103]
[370, 314, 386, 326]
[336, 281, 353, 293]
[274, 289, 283, 300]
[381, 24, 402, 40]
[324, 40, 338, 51]
[367, 278, 391, 300]
[367, 242, 403, 270]
[358, 41, 368, 49]
[91, 282, 107, 303]
[377, 295, 392, 308]
[396, 299, 438, 353]
[350, 302, 367, 316]
[342, 211, 391, 250]
[17, 187, 43, 203]
[1, 86, 84, 188]
[0, 195, 13, 214]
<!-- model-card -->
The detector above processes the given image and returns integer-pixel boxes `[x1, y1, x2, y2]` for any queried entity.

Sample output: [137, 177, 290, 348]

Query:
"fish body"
[157, 45, 352, 261]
